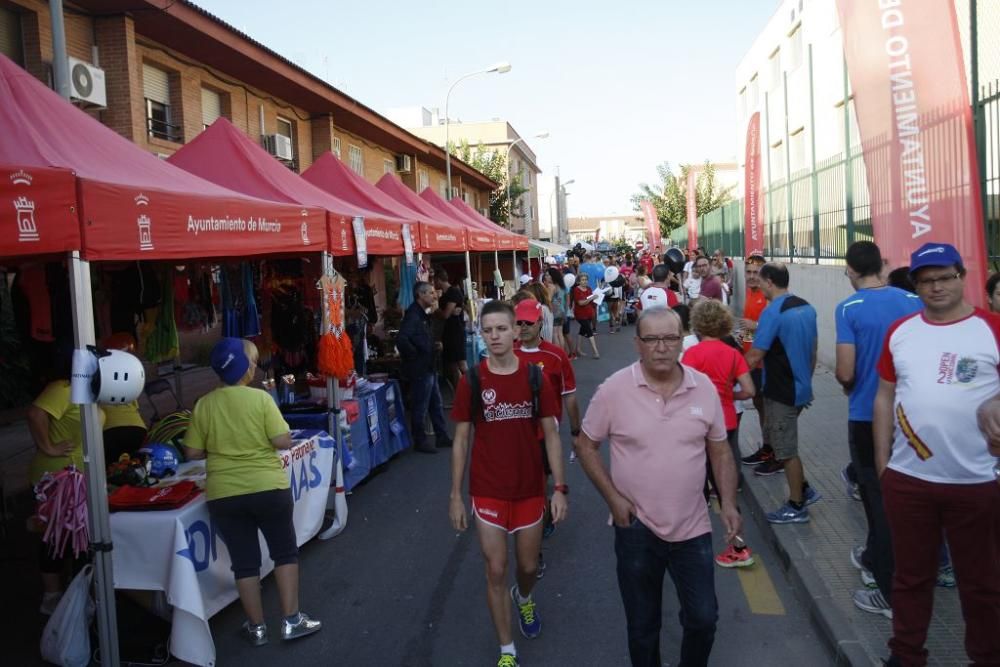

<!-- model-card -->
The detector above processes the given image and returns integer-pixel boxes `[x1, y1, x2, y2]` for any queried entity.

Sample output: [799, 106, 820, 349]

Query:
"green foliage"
[450, 140, 529, 228]
[611, 239, 636, 256]
[631, 161, 734, 236]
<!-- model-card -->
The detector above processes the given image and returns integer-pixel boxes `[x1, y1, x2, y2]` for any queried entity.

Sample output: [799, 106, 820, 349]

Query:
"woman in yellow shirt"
[183, 338, 321, 646]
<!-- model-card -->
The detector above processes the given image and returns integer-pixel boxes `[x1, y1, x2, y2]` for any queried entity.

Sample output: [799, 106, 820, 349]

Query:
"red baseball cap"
[514, 298, 542, 323]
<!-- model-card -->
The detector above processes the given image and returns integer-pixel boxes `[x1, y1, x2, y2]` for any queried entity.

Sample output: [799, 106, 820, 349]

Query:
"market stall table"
[110, 430, 336, 667]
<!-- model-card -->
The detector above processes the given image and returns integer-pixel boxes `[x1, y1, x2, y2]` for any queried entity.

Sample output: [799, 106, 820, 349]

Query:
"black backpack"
[467, 362, 542, 422]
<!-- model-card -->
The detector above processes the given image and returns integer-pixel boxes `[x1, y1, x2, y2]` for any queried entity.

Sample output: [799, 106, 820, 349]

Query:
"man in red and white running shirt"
[874, 242, 1000, 667]
[450, 300, 568, 667]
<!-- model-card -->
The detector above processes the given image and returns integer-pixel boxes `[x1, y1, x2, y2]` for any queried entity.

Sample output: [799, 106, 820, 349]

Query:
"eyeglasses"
[914, 272, 962, 288]
[516, 320, 539, 327]
[638, 335, 683, 347]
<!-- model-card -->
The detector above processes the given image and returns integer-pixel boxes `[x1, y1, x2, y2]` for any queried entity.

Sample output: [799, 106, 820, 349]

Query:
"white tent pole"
[69, 251, 119, 666]
[493, 250, 500, 297]
[319, 251, 347, 539]
[512, 250, 517, 284]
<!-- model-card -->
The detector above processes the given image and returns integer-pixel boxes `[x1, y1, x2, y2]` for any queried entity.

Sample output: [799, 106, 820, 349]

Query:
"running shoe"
[281, 612, 322, 641]
[853, 589, 893, 619]
[754, 459, 785, 476]
[497, 653, 519, 667]
[241, 621, 268, 647]
[841, 465, 862, 501]
[741, 446, 773, 466]
[861, 568, 878, 589]
[510, 585, 541, 639]
[569, 450, 577, 463]
[850, 546, 878, 588]
[936, 564, 956, 588]
[766, 502, 809, 524]
[715, 544, 755, 568]
[536, 552, 546, 579]
[803, 486, 822, 506]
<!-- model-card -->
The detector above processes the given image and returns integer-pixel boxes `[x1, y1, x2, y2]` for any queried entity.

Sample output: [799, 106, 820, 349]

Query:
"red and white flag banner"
[640, 200, 662, 254]
[686, 169, 698, 251]
[836, 0, 986, 306]
[743, 112, 764, 258]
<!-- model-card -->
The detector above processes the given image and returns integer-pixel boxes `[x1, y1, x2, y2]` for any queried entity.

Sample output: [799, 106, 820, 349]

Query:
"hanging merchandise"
[398, 262, 416, 310]
[317, 273, 355, 380]
[219, 266, 240, 337]
[143, 267, 180, 364]
[416, 259, 430, 283]
[34, 467, 89, 560]
[0, 271, 30, 408]
[241, 262, 261, 338]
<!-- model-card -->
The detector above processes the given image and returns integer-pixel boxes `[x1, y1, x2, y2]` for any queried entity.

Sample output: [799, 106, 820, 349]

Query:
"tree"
[450, 140, 529, 228]
[630, 161, 734, 236]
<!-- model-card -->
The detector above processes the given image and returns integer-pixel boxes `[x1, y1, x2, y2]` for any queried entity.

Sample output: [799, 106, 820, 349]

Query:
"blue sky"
[196, 0, 776, 216]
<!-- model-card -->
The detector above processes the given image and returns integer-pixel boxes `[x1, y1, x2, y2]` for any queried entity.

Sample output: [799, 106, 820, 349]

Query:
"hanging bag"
[40, 564, 94, 667]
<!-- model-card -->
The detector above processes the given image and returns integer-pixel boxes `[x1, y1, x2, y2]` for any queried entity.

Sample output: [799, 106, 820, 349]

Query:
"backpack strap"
[528, 363, 542, 418]
[468, 363, 481, 422]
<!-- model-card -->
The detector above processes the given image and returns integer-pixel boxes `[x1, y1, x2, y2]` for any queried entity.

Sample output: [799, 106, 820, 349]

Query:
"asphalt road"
[211, 327, 834, 667]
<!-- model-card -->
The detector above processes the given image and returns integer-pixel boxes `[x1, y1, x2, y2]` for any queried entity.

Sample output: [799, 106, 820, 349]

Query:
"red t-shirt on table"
[451, 359, 559, 499]
[681, 339, 749, 430]
[572, 286, 596, 320]
[514, 340, 577, 424]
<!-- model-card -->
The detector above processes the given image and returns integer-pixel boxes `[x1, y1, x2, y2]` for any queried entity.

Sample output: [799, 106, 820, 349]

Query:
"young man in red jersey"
[450, 300, 569, 667]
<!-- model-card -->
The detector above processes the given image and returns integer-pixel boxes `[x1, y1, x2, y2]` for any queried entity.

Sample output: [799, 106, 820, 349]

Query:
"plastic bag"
[40, 564, 94, 667]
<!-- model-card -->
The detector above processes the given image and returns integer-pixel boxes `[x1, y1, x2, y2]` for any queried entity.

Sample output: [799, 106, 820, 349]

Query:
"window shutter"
[201, 88, 221, 127]
[143, 64, 170, 104]
[0, 7, 21, 63]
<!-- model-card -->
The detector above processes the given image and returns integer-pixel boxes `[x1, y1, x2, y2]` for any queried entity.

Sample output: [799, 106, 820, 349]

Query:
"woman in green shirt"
[183, 338, 321, 646]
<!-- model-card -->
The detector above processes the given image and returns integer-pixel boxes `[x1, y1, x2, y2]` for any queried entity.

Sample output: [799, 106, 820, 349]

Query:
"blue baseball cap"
[210, 338, 250, 385]
[909, 242, 963, 275]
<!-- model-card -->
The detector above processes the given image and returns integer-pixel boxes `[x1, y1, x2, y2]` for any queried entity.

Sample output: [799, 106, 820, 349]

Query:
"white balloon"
[604, 266, 620, 283]
[563, 273, 576, 290]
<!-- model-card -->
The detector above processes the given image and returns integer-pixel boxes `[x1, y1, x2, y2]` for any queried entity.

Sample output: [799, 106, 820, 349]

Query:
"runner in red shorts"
[450, 300, 569, 667]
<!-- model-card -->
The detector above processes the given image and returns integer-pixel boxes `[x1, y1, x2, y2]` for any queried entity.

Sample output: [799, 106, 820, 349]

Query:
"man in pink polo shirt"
[575, 307, 741, 667]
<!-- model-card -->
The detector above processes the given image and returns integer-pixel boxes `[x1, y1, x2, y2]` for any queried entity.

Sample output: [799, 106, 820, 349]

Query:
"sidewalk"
[737, 366, 966, 666]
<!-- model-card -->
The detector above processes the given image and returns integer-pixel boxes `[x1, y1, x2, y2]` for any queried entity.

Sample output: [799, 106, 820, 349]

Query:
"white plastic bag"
[40, 564, 94, 667]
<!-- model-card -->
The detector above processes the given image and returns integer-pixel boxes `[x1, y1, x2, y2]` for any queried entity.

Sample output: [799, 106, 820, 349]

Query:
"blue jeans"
[614, 522, 718, 667]
[408, 372, 449, 447]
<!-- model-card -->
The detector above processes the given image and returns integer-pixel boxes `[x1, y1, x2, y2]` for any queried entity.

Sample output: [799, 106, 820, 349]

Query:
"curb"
[739, 473, 879, 667]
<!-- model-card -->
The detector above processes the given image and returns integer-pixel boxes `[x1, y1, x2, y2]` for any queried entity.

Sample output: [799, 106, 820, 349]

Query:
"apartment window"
[201, 88, 222, 129]
[787, 25, 803, 72]
[143, 64, 177, 142]
[770, 139, 786, 180]
[749, 74, 759, 109]
[767, 48, 781, 90]
[383, 158, 395, 175]
[438, 180, 448, 199]
[789, 128, 807, 173]
[0, 6, 22, 65]
[332, 136, 341, 159]
[348, 145, 363, 175]
[418, 169, 429, 192]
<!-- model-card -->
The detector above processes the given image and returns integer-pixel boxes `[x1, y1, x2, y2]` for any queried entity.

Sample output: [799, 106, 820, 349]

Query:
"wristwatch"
[554, 484, 569, 495]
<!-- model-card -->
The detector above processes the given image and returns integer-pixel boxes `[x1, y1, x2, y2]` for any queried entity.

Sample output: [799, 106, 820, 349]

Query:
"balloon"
[604, 265, 620, 284]
[543, 256, 556, 265]
[563, 273, 576, 290]
[664, 247, 686, 276]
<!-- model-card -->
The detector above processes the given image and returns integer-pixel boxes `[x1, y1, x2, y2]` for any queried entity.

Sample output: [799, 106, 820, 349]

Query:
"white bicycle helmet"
[92, 349, 145, 404]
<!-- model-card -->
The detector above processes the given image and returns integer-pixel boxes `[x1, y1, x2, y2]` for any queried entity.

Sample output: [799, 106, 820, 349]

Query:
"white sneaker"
[40, 592, 62, 615]
[569, 451, 577, 463]
[852, 588, 892, 619]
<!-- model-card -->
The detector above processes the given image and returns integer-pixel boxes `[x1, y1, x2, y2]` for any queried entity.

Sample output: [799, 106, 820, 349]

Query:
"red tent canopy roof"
[0, 54, 325, 260]
[450, 198, 528, 251]
[302, 152, 465, 253]
[376, 175, 495, 252]
[421, 188, 508, 252]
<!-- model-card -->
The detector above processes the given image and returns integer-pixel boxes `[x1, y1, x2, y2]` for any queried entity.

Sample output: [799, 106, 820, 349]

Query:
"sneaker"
[766, 502, 809, 524]
[754, 459, 785, 476]
[853, 588, 893, 619]
[498, 653, 519, 667]
[715, 544, 755, 568]
[850, 545, 866, 570]
[741, 446, 774, 466]
[936, 564, 956, 588]
[39, 592, 62, 616]
[841, 465, 862, 501]
[510, 585, 541, 639]
[861, 568, 878, 589]
[803, 486, 822, 506]
[281, 612, 322, 641]
[569, 450, 577, 463]
[536, 552, 547, 580]
[241, 621, 268, 647]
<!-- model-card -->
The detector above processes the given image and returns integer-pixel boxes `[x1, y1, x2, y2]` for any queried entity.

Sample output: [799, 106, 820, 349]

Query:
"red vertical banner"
[640, 200, 662, 253]
[836, 0, 986, 306]
[743, 112, 764, 257]
[686, 169, 698, 250]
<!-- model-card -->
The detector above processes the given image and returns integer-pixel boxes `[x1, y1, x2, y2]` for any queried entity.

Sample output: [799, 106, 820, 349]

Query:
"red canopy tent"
[376, 174, 495, 251]
[415, 187, 500, 251]
[0, 165, 80, 259]
[0, 56, 326, 260]
[167, 118, 413, 257]
[450, 198, 529, 251]
[302, 152, 466, 253]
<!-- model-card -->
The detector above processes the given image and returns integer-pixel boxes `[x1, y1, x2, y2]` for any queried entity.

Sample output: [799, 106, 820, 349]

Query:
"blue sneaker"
[510, 585, 541, 638]
[767, 502, 810, 524]
[803, 486, 823, 506]
[936, 564, 956, 588]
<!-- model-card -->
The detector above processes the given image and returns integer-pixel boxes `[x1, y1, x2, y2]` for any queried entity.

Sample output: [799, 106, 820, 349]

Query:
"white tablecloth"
[110, 430, 335, 667]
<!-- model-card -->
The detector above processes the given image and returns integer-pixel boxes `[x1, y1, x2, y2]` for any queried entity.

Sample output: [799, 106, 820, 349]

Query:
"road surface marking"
[711, 498, 786, 615]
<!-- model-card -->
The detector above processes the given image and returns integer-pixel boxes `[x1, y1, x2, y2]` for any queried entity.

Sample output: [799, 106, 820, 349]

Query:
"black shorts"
[562, 318, 572, 335]
[578, 319, 594, 338]
[208, 488, 298, 579]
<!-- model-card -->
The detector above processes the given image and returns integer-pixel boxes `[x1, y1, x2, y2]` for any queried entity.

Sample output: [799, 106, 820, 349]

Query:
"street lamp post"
[556, 179, 574, 246]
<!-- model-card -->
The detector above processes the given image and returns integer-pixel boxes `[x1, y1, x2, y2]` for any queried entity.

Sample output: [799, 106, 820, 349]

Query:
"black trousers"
[849, 420, 894, 601]
[208, 488, 298, 579]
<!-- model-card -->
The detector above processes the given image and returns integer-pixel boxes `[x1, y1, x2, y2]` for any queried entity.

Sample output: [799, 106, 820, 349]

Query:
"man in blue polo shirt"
[835, 241, 922, 618]
[745, 262, 820, 524]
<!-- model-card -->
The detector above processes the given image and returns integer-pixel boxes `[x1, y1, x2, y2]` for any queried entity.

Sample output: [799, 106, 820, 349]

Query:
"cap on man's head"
[210, 337, 250, 385]
[514, 298, 542, 324]
[640, 287, 670, 311]
[909, 242, 963, 275]
[519, 274, 532, 285]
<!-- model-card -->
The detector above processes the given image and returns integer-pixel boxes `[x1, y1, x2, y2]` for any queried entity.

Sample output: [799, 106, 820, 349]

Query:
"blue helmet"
[137, 442, 181, 478]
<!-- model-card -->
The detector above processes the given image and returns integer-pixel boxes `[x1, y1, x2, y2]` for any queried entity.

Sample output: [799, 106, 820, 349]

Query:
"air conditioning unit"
[264, 134, 294, 161]
[395, 155, 412, 173]
[68, 57, 106, 108]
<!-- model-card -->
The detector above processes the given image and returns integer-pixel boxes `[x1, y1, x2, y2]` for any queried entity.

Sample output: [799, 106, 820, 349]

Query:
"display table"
[109, 430, 336, 667]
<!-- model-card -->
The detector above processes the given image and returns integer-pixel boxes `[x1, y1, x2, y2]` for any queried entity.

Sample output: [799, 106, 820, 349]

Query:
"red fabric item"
[303, 153, 465, 253]
[686, 170, 698, 250]
[0, 165, 79, 259]
[514, 340, 577, 423]
[742, 288, 769, 354]
[16, 265, 53, 341]
[471, 495, 545, 533]
[640, 200, 661, 254]
[377, 174, 492, 251]
[571, 286, 596, 321]
[451, 198, 528, 251]
[419, 188, 499, 251]
[108, 481, 200, 512]
[0, 56, 325, 261]
[451, 359, 558, 500]
[744, 112, 765, 257]
[682, 339, 750, 430]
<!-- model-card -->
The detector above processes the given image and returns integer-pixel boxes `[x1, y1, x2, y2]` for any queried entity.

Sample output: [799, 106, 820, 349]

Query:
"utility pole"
[554, 174, 562, 245]
[49, 0, 71, 99]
